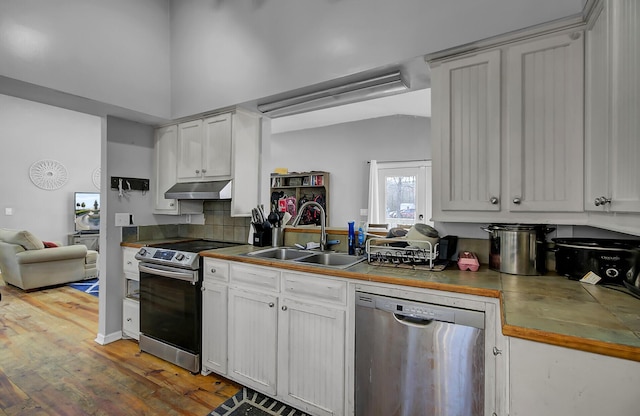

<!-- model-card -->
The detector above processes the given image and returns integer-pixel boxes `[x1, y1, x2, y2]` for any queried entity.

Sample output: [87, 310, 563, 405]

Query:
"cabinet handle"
[490, 197, 499, 205]
[210, 268, 216, 273]
[126, 318, 132, 322]
[268, 302, 275, 308]
[281, 305, 288, 311]
[202, 168, 207, 173]
[512, 197, 521, 205]
[201, 286, 205, 292]
[169, 202, 175, 207]
[594, 196, 611, 206]
[195, 169, 200, 174]
[127, 261, 132, 265]
[492, 346, 502, 356]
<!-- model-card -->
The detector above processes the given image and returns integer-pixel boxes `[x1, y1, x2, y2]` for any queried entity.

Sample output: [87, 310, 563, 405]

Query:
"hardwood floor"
[0, 276, 240, 416]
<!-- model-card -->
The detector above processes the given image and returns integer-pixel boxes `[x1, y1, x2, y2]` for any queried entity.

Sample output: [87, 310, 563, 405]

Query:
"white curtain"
[367, 160, 379, 225]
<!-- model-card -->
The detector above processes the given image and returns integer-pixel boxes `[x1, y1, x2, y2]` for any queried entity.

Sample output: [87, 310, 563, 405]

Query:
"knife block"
[253, 228, 272, 247]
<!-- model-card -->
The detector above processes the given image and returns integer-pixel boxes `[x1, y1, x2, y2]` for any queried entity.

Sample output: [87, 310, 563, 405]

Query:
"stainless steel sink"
[245, 247, 365, 269]
[246, 247, 312, 260]
[294, 252, 367, 269]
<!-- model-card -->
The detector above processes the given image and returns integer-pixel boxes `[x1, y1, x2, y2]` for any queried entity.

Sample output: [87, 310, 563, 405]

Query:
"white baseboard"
[94, 330, 123, 345]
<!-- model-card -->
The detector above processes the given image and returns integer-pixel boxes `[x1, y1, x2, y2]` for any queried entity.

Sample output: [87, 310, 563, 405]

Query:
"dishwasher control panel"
[356, 292, 485, 329]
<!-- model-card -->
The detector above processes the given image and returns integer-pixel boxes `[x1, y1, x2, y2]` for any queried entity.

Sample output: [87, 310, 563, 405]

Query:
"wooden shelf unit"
[270, 171, 329, 225]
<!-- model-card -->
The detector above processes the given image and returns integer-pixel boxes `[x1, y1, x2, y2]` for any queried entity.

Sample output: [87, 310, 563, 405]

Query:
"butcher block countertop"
[122, 241, 640, 362]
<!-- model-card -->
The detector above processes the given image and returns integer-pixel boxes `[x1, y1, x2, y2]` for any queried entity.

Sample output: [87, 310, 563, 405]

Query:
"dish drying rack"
[366, 237, 440, 270]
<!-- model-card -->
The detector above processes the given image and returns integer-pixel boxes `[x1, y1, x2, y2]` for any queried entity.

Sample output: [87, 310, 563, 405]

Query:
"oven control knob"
[138, 248, 147, 256]
[605, 268, 619, 278]
[176, 253, 185, 261]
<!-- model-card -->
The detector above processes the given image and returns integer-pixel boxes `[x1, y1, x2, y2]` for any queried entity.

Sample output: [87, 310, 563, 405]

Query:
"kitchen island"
[200, 244, 640, 362]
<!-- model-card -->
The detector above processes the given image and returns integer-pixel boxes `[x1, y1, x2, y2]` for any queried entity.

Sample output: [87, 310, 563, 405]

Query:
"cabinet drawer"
[122, 298, 140, 340]
[122, 247, 139, 277]
[230, 263, 280, 292]
[282, 272, 347, 305]
[203, 258, 229, 282]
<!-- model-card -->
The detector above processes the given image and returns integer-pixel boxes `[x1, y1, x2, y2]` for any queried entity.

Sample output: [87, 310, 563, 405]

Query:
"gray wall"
[0, 94, 101, 242]
[269, 115, 431, 227]
[0, 0, 171, 118]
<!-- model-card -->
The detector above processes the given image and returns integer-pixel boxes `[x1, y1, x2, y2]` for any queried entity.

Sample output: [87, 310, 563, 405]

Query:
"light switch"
[115, 213, 133, 226]
[5, 208, 13, 215]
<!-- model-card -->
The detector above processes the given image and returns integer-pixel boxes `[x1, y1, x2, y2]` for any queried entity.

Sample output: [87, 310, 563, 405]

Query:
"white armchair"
[0, 228, 98, 291]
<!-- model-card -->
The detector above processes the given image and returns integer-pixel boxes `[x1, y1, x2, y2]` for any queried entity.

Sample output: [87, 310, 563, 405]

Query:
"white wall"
[269, 115, 431, 227]
[0, 0, 171, 119]
[0, 94, 101, 242]
[170, 0, 583, 118]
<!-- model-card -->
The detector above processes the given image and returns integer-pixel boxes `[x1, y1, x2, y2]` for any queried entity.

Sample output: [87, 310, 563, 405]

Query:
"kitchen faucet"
[292, 200, 327, 251]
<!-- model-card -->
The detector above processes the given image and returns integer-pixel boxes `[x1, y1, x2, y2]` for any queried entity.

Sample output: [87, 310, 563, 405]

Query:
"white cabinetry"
[227, 263, 280, 394]
[505, 33, 584, 212]
[153, 125, 203, 215]
[122, 247, 140, 340]
[154, 110, 260, 217]
[434, 50, 502, 212]
[431, 31, 585, 223]
[586, 0, 640, 216]
[201, 259, 230, 375]
[177, 114, 232, 182]
[509, 337, 640, 416]
[279, 272, 347, 416]
[201, 260, 348, 416]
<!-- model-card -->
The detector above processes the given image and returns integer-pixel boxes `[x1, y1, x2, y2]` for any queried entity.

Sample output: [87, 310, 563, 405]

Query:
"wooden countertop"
[122, 241, 640, 362]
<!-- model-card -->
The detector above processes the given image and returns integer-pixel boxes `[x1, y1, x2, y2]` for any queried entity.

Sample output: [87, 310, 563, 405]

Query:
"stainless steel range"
[135, 240, 241, 373]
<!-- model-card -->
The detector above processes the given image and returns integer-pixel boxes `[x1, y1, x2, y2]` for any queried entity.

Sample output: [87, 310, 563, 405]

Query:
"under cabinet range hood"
[164, 180, 232, 200]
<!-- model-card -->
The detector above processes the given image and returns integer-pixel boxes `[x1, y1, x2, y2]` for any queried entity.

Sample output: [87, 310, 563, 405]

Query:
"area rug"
[67, 278, 99, 297]
[209, 387, 309, 416]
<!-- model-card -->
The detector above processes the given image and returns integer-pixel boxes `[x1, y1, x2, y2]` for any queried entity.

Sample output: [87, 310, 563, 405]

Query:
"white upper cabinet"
[177, 114, 232, 182]
[506, 32, 584, 212]
[586, 0, 640, 214]
[431, 30, 586, 223]
[433, 50, 502, 212]
[153, 125, 179, 214]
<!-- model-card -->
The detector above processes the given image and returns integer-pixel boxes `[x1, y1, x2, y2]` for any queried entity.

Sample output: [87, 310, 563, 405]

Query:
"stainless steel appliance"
[135, 240, 240, 373]
[553, 238, 640, 283]
[482, 223, 555, 275]
[355, 292, 485, 416]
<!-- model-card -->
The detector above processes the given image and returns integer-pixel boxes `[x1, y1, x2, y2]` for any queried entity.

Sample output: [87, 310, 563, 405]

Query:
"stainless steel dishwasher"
[355, 292, 485, 416]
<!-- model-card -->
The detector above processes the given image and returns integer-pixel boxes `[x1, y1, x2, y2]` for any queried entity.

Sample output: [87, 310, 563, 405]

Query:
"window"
[368, 160, 432, 228]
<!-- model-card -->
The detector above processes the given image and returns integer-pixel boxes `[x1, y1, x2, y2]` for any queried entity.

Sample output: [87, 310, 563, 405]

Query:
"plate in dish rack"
[29, 159, 68, 190]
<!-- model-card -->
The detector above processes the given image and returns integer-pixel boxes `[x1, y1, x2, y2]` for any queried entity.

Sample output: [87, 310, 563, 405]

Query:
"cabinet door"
[202, 281, 228, 375]
[202, 114, 232, 179]
[506, 32, 584, 212]
[177, 119, 204, 181]
[228, 287, 278, 395]
[278, 297, 346, 416]
[585, 2, 611, 211]
[154, 125, 179, 214]
[435, 50, 502, 211]
[609, 0, 640, 212]
[231, 110, 260, 217]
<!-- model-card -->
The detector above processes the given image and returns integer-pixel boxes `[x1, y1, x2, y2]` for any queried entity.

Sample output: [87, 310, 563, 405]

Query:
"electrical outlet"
[5, 208, 13, 216]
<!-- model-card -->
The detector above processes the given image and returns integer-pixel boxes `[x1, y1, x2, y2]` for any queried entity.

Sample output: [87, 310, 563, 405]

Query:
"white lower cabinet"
[228, 286, 279, 394]
[202, 281, 228, 375]
[202, 260, 348, 416]
[509, 337, 640, 416]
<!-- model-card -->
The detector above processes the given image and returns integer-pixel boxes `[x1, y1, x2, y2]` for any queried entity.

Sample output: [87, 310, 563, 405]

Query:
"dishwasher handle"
[393, 313, 435, 328]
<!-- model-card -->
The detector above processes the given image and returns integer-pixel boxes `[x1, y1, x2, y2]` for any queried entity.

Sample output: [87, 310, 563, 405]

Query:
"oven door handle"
[139, 263, 197, 283]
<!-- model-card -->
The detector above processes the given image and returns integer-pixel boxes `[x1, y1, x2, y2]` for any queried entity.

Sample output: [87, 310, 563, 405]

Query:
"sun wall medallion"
[29, 159, 69, 190]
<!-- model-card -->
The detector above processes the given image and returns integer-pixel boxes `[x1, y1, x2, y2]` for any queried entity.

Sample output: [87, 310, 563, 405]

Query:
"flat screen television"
[74, 192, 100, 233]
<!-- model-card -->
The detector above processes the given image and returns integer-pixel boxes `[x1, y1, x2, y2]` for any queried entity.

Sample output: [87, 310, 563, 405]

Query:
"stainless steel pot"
[482, 224, 555, 275]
